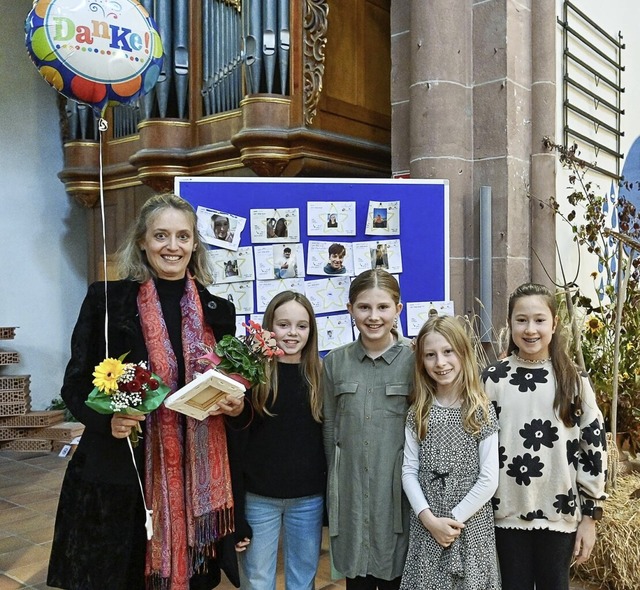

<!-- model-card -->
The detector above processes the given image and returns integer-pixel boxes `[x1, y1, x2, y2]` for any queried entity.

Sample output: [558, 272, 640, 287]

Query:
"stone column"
[530, 0, 557, 287]
[408, 0, 474, 312]
[390, 2, 411, 175]
[472, 0, 533, 326]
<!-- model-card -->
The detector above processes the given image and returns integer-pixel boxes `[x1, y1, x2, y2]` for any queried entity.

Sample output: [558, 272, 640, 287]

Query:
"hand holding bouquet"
[86, 354, 170, 446]
[198, 320, 284, 387]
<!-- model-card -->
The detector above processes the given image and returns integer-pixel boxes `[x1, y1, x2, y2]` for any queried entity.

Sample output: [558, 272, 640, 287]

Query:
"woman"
[47, 193, 248, 590]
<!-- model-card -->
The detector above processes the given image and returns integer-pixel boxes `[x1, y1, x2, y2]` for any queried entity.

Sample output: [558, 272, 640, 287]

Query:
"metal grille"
[559, 1, 625, 180]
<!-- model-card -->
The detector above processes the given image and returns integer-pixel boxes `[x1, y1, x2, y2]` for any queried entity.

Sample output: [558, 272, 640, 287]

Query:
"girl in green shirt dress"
[322, 270, 414, 590]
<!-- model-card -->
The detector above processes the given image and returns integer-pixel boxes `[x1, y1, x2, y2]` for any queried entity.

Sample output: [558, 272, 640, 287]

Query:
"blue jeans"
[239, 492, 324, 590]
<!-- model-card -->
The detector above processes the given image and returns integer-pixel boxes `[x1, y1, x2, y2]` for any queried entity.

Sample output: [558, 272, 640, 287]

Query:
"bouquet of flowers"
[198, 320, 284, 387]
[86, 353, 170, 446]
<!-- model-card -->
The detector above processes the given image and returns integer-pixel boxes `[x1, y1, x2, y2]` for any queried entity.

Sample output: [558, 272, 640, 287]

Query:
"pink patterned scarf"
[137, 275, 234, 590]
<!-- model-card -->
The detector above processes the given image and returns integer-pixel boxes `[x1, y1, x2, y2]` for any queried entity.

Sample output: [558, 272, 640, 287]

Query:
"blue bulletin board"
[176, 177, 449, 345]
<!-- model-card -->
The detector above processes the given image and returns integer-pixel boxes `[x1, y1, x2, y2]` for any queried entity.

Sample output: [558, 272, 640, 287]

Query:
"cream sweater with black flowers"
[481, 354, 607, 532]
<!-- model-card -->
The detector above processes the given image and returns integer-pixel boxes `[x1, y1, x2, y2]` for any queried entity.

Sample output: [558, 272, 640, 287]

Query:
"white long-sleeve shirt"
[402, 400, 499, 522]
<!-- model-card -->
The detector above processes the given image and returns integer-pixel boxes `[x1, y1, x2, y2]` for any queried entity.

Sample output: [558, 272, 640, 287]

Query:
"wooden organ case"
[56, 0, 391, 281]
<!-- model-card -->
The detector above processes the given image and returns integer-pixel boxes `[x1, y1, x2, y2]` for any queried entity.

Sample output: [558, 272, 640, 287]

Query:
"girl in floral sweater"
[481, 283, 607, 590]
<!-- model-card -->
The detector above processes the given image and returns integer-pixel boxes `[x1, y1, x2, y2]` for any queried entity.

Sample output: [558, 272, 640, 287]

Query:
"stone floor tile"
[0, 535, 31, 556]
[2, 514, 52, 537]
[0, 574, 23, 590]
[0, 544, 50, 574]
[3, 559, 48, 587]
[0, 508, 32, 528]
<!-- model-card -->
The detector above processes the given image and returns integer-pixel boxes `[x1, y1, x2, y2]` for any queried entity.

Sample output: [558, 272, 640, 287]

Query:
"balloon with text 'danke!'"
[25, 0, 164, 116]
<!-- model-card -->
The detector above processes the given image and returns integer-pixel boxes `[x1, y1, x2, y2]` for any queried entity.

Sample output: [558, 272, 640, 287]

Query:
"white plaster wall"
[0, 2, 87, 410]
[555, 1, 640, 295]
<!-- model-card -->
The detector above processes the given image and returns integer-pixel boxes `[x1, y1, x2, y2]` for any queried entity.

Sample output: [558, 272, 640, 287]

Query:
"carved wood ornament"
[303, 0, 328, 125]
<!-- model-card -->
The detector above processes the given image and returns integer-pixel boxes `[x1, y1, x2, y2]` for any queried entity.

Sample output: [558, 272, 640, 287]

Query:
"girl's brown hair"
[117, 193, 213, 285]
[348, 269, 401, 305]
[411, 316, 490, 440]
[253, 291, 323, 422]
[507, 283, 581, 426]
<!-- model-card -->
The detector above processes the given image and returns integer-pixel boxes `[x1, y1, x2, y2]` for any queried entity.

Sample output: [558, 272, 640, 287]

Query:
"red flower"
[118, 380, 132, 393]
[136, 366, 152, 383]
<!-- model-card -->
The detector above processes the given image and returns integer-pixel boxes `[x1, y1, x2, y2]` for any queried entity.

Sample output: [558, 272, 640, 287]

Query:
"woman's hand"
[111, 412, 145, 439]
[418, 508, 464, 548]
[573, 516, 597, 565]
[235, 537, 251, 553]
[208, 394, 245, 417]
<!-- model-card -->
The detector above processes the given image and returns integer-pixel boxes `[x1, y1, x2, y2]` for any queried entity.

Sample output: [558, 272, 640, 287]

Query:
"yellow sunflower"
[92, 358, 125, 393]
[586, 316, 603, 334]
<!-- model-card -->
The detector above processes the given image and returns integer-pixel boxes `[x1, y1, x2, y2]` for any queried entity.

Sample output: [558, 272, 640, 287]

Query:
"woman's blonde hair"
[117, 193, 213, 285]
[253, 291, 323, 422]
[411, 315, 490, 440]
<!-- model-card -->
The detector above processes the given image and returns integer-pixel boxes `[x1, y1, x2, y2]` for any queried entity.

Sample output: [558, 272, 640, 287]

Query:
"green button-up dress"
[322, 337, 414, 581]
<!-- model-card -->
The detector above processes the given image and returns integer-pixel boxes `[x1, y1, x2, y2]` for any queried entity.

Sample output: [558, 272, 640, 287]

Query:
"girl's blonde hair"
[507, 283, 581, 426]
[253, 291, 323, 422]
[411, 316, 490, 440]
[117, 192, 213, 285]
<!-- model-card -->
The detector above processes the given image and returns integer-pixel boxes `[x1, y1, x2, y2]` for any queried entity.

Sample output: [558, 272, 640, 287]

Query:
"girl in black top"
[237, 291, 325, 590]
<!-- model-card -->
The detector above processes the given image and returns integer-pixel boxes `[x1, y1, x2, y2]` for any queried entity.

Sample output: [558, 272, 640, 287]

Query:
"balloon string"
[98, 123, 151, 539]
[127, 436, 154, 540]
[98, 117, 109, 358]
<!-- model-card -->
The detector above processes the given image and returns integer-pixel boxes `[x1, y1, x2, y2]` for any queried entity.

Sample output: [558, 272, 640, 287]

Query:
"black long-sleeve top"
[244, 362, 326, 498]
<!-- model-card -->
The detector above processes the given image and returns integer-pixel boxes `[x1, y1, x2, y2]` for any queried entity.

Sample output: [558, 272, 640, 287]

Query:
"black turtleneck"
[155, 277, 186, 387]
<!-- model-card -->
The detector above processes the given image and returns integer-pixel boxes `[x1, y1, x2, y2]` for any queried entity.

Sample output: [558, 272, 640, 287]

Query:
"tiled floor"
[0, 450, 343, 590]
[0, 449, 598, 590]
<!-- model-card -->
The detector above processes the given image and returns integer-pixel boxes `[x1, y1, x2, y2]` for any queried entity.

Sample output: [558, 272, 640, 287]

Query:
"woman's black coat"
[59, 279, 245, 586]
[61, 280, 235, 480]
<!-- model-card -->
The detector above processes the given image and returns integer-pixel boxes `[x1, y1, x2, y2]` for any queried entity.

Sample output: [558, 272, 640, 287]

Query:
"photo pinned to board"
[255, 278, 306, 312]
[307, 201, 356, 236]
[252, 243, 305, 280]
[365, 201, 400, 235]
[272, 243, 305, 279]
[206, 281, 254, 315]
[406, 301, 455, 336]
[304, 276, 351, 315]
[317, 313, 354, 351]
[352, 239, 403, 274]
[250, 208, 300, 243]
[306, 240, 354, 276]
[207, 247, 255, 284]
[253, 243, 305, 281]
[196, 206, 246, 250]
